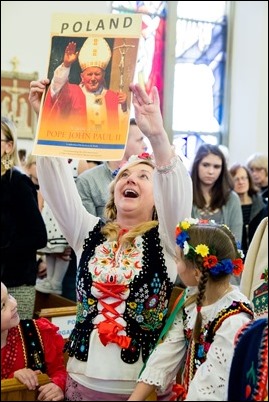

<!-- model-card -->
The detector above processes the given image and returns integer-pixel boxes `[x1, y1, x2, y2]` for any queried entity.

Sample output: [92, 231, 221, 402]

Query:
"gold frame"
[1, 69, 38, 139]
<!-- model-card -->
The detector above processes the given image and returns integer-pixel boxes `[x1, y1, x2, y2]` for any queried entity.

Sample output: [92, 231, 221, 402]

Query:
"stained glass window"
[111, 1, 228, 161]
[111, 1, 167, 111]
[172, 1, 228, 160]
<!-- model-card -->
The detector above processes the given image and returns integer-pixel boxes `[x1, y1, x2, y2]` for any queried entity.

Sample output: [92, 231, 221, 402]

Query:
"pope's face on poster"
[80, 67, 106, 93]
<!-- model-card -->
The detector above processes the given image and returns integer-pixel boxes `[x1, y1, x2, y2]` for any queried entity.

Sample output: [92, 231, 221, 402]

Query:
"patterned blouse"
[36, 155, 192, 394]
[138, 286, 253, 401]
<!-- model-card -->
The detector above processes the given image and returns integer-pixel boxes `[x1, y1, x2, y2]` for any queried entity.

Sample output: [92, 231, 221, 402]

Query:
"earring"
[152, 206, 158, 221]
[1, 153, 13, 170]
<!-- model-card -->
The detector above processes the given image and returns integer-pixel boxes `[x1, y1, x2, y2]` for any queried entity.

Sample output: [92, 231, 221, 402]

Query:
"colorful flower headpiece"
[112, 152, 155, 177]
[175, 218, 244, 277]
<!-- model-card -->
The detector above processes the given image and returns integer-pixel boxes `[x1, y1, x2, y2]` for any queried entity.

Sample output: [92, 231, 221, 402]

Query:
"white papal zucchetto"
[78, 37, 112, 71]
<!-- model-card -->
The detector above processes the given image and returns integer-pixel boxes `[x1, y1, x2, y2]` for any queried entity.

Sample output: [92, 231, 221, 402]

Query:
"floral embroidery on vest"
[64, 222, 173, 363]
[182, 301, 254, 391]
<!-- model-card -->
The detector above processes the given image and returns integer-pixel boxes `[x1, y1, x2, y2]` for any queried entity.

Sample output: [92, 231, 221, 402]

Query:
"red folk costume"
[1, 317, 67, 391]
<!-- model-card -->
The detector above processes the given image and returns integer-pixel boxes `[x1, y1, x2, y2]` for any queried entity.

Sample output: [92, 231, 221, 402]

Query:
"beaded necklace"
[1, 320, 45, 380]
[1, 326, 22, 379]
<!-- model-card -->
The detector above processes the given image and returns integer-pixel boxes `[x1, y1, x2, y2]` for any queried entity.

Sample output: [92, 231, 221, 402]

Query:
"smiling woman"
[105, 153, 156, 222]
[29, 80, 192, 400]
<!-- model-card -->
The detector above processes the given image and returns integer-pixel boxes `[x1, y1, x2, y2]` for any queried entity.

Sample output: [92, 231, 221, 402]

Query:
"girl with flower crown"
[128, 219, 254, 401]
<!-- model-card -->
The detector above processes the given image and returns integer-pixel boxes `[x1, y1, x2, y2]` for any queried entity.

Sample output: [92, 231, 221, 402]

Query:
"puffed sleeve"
[154, 156, 193, 255]
[35, 318, 67, 391]
[37, 156, 99, 254]
[138, 308, 186, 391]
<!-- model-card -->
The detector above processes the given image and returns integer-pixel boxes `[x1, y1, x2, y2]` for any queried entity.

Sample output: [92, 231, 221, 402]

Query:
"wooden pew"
[1, 373, 51, 401]
[34, 291, 76, 318]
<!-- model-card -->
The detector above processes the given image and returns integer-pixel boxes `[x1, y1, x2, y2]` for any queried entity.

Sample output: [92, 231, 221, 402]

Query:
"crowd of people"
[1, 44, 268, 401]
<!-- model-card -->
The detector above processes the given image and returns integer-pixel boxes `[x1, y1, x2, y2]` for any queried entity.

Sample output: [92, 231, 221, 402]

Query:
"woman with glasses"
[246, 152, 268, 205]
[229, 163, 267, 258]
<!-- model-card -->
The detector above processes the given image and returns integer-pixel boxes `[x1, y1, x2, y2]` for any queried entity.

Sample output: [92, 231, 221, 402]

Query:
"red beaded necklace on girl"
[1, 326, 20, 379]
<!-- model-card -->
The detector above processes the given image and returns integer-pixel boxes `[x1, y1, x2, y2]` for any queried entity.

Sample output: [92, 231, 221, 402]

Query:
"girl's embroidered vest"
[64, 222, 174, 363]
[181, 301, 254, 393]
[19, 320, 46, 372]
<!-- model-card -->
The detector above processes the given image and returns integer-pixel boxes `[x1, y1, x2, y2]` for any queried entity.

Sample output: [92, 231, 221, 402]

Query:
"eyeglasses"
[234, 176, 249, 183]
[249, 167, 264, 172]
[1, 139, 9, 142]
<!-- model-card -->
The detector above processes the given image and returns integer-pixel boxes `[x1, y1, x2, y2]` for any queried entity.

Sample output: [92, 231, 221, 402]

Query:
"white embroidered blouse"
[138, 286, 253, 401]
[36, 155, 192, 393]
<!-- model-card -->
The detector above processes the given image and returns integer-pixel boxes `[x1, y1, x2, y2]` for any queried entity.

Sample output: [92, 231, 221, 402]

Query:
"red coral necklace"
[1, 327, 19, 379]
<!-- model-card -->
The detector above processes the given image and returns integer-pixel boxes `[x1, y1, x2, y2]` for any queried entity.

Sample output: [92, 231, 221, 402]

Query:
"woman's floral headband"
[112, 152, 154, 177]
[175, 218, 244, 277]
[128, 152, 153, 163]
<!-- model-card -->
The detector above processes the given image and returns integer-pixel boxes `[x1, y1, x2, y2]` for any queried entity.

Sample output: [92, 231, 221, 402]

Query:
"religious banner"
[32, 13, 142, 160]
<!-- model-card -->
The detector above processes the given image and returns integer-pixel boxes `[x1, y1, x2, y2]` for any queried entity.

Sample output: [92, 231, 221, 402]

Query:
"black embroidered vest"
[19, 320, 46, 372]
[182, 301, 254, 387]
[64, 222, 174, 363]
